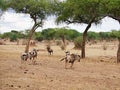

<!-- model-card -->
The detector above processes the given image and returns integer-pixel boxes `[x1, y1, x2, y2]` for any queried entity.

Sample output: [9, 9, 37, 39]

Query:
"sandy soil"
[0, 41, 120, 90]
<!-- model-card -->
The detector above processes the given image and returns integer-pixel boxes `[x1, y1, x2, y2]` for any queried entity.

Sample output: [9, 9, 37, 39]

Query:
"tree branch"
[108, 15, 120, 23]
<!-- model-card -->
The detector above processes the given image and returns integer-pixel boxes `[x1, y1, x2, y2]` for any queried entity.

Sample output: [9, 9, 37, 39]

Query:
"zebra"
[46, 45, 53, 55]
[21, 53, 29, 64]
[21, 49, 39, 64]
[28, 49, 38, 64]
[60, 51, 81, 69]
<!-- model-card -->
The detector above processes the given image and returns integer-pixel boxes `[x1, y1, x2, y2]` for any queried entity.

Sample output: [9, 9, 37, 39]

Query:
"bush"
[74, 36, 82, 49]
[60, 45, 66, 50]
[56, 40, 62, 46]
[102, 42, 108, 50]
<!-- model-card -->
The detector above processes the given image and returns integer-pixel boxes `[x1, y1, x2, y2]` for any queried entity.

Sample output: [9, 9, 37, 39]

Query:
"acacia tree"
[107, 0, 120, 63]
[8, 0, 54, 53]
[105, 0, 120, 23]
[56, 0, 103, 58]
[110, 30, 120, 63]
[103, 0, 120, 63]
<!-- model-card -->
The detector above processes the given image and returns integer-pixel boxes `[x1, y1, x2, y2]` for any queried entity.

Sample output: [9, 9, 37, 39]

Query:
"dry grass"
[0, 41, 120, 90]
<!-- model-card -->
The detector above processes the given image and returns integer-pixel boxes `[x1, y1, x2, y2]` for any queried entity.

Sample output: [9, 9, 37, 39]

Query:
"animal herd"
[21, 46, 81, 69]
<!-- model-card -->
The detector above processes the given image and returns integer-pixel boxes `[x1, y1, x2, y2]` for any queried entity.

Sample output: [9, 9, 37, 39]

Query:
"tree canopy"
[56, 0, 103, 24]
[103, 0, 120, 22]
[1, 29, 119, 42]
[55, 0, 105, 58]
[0, 0, 7, 16]
[7, 0, 56, 53]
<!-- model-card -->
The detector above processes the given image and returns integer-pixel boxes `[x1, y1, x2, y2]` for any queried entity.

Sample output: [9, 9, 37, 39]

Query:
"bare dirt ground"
[0, 41, 120, 90]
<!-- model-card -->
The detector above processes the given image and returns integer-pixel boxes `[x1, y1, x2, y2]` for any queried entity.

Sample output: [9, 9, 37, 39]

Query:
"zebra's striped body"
[21, 53, 29, 64]
[61, 51, 81, 69]
[29, 49, 38, 60]
[21, 49, 38, 64]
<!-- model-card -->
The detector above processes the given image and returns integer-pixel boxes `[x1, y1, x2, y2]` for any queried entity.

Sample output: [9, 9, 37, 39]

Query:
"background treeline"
[0, 28, 119, 42]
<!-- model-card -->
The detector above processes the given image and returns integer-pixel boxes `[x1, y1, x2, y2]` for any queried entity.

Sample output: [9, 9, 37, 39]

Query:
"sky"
[0, 10, 120, 34]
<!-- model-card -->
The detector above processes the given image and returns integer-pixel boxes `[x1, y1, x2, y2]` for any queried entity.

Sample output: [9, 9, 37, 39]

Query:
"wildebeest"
[46, 45, 53, 55]
[60, 51, 81, 69]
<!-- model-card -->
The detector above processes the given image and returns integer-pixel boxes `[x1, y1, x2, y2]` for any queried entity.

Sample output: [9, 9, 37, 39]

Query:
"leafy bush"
[74, 36, 82, 49]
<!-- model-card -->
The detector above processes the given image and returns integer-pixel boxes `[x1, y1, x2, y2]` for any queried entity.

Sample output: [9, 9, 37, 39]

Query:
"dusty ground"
[0, 41, 120, 90]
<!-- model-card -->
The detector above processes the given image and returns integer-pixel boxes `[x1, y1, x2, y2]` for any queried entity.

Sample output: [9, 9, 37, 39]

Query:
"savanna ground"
[0, 41, 120, 90]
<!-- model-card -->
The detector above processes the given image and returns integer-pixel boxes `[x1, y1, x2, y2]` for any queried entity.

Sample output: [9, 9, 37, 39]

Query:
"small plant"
[56, 40, 62, 46]
[56, 40, 66, 50]
[60, 45, 66, 50]
[102, 43, 108, 50]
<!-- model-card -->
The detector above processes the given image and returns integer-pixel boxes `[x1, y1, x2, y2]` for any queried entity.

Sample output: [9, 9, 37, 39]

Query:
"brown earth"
[0, 41, 120, 90]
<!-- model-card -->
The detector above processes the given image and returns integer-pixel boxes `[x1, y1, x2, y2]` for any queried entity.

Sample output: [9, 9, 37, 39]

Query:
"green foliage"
[7, 0, 56, 34]
[99, 32, 111, 40]
[0, 0, 7, 10]
[55, 28, 81, 40]
[0, 33, 2, 38]
[110, 30, 120, 39]
[0, 0, 8, 17]
[56, 0, 103, 25]
[1, 29, 120, 42]
[2, 32, 17, 41]
[8, 0, 55, 19]
[87, 31, 99, 40]
[55, 28, 68, 39]
[41, 28, 56, 40]
[102, 0, 120, 22]
[33, 32, 43, 41]
[66, 29, 82, 40]
[39, 28, 80, 40]
[1, 30, 26, 41]
[74, 36, 83, 49]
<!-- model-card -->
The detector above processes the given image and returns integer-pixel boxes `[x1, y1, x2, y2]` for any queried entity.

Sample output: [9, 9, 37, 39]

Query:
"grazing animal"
[46, 45, 53, 55]
[60, 51, 80, 69]
[21, 53, 29, 64]
[65, 51, 70, 56]
[21, 49, 39, 64]
[28, 49, 38, 64]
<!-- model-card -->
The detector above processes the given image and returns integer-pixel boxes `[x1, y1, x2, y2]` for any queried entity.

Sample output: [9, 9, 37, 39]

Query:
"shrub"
[56, 40, 62, 46]
[102, 42, 108, 50]
[74, 36, 82, 49]
[60, 45, 66, 50]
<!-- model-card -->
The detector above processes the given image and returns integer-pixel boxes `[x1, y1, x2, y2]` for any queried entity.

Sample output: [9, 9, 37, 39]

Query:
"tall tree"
[8, 0, 54, 53]
[104, 0, 120, 62]
[110, 30, 120, 63]
[56, 0, 103, 58]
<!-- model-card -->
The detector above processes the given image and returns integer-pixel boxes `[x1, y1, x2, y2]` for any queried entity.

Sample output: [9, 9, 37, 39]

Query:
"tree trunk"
[81, 24, 91, 58]
[117, 38, 120, 63]
[81, 17, 95, 58]
[62, 36, 66, 46]
[61, 36, 66, 50]
[25, 24, 36, 53]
